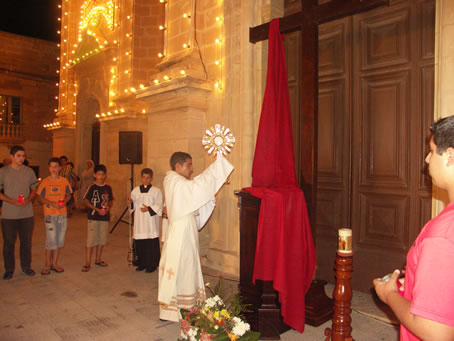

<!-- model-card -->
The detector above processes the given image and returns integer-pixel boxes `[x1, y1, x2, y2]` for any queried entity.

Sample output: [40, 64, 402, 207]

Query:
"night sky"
[0, 0, 60, 42]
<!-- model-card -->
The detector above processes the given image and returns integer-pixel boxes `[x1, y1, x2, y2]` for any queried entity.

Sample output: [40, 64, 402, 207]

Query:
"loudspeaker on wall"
[119, 131, 143, 164]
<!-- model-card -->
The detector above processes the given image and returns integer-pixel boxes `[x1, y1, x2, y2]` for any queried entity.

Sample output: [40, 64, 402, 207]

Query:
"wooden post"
[324, 252, 354, 341]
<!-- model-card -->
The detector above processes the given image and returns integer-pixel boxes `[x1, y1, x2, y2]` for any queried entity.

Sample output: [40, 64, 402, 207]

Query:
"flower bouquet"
[179, 280, 260, 341]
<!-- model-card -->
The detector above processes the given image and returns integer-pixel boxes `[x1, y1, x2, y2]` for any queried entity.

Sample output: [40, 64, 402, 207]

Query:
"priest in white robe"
[158, 151, 234, 321]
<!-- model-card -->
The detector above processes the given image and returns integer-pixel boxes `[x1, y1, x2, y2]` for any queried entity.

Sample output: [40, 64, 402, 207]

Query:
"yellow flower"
[228, 333, 239, 341]
[213, 311, 220, 320]
[221, 309, 230, 318]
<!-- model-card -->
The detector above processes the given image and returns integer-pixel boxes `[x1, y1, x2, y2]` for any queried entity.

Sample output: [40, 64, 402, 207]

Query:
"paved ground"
[0, 207, 399, 340]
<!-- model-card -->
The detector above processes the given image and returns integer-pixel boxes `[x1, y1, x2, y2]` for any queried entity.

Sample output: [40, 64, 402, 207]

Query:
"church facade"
[48, 0, 454, 285]
[49, 0, 271, 278]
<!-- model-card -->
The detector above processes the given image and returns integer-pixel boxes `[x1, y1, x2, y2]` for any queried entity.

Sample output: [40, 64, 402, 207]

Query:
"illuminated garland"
[46, 0, 226, 128]
[80, 0, 115, 32]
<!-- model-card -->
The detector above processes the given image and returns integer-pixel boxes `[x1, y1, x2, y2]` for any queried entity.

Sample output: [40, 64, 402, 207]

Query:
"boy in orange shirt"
[37, 157, 72, 275]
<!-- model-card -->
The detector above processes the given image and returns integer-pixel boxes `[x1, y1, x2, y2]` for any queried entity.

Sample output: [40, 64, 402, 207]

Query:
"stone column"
[433, 0, 454, 213]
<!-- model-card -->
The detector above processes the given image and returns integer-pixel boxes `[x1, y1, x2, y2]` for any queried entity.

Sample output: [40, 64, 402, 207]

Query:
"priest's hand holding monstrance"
[202, 123, 235, 184]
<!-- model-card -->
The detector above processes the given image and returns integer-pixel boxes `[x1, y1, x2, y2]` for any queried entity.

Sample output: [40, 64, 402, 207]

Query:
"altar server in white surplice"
[158, 151, 234, 322]
[129, 168, 163, 273]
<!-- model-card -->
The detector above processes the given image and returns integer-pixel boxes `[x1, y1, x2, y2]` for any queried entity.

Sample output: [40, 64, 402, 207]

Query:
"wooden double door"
[285, 0, 435, 291]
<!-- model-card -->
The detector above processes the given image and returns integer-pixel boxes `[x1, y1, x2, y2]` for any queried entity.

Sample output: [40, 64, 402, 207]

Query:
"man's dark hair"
[59, 155, 68, 161]
[48, 157, 61, 166]
[170, 152, 192, 170]
[94, 164, 107, 173]
[141, 168, 153, 178]
[10, 145, 24, 155]
[430, 116, 454, 154]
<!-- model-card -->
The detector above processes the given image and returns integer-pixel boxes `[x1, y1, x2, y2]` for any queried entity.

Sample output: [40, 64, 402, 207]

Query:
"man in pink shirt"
[374, 116, 454, 340]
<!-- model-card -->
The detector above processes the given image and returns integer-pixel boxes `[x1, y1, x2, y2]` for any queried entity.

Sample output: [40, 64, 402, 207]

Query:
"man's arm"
[37, 193, 58, 208]
[374, 270, 454, 340]
[26, 187, 36, 204]
[0, 192, 19, 206]
[144, 188, 162, 216]
[84, 198, 101, 214]
[0, 187, 36, 207]
[106, 187, 114, 210]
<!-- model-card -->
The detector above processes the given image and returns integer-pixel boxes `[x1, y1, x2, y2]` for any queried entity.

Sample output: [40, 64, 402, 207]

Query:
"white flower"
[185, 327, 199, 341]
[188, 327, 198, 337]
[204, 297, 217, 308]
[180, 330, 189, 339]
[231, 317, 250, 337]
[204, 295, 224, 308]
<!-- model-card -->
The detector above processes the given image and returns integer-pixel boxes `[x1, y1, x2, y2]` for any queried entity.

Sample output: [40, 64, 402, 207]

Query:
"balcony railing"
[0, 123, 24, 142]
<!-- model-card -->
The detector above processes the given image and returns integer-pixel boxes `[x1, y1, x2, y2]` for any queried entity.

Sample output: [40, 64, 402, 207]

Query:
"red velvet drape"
[244, 18, 316, 334]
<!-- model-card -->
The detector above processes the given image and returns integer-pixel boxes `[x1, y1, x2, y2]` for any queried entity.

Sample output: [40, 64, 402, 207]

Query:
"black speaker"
[119, 131, 143, 164]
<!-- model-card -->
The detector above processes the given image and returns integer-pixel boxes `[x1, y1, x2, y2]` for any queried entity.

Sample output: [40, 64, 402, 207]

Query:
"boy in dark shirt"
[81, 164, 114, 272]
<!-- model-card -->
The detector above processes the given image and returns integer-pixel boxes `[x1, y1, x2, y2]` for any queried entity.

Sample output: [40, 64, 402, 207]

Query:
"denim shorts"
[44, 214, 68, 250]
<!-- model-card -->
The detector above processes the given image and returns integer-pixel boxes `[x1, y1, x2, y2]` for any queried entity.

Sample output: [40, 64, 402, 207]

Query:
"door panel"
[315, 0, 434, 291]
[359, 71, 410, 187]
[316, 17, 353, 282]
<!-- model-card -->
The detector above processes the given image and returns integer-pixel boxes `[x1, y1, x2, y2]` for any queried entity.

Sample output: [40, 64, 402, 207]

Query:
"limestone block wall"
[0, 31, 59, 80]
[0, 31, 59, 172]
[135, 0, 273, 278]
[52, 128, 76, 162]
[24, 141, 53, 179]
[99, 116, 148, 221]
[132, 0, 164, 86]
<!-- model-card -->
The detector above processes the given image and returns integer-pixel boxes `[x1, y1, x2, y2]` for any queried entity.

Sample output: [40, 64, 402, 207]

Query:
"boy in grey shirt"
[0, 145, 38, 280]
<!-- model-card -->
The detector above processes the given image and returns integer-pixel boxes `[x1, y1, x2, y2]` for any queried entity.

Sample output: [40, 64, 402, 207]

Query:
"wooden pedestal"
[305, 279, 334, 326]
[236, 190, 333, 339]
[325, 252, 354, 341]
[237, 190, 288, 340]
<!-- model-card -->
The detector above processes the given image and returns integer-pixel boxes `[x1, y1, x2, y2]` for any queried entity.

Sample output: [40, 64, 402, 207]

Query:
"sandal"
[81, 265, 90, 272]
[51, 266, 64, 273]
[41, 267, 51, 275]
[95, 261, 108, 267]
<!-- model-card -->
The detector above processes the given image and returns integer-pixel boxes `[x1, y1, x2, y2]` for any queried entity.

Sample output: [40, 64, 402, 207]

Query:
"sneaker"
[22, 268, 36, 276]
[3, 272, 13, 280]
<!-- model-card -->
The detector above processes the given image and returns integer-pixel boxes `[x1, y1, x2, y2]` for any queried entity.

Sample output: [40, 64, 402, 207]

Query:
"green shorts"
[86, 220, 109, 247]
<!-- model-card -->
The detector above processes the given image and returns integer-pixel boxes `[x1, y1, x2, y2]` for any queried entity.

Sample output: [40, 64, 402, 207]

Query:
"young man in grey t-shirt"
[0, 145, 37, 280]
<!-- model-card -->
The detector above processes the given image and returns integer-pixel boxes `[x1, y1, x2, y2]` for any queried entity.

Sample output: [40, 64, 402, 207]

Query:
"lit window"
[0, 95, 21, 124]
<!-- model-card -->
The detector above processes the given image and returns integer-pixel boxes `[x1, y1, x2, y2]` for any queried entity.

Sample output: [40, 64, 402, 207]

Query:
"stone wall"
[0, 31, 59, 176]
[132, 0, 164, 86]
[134, 0, 276, 278]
